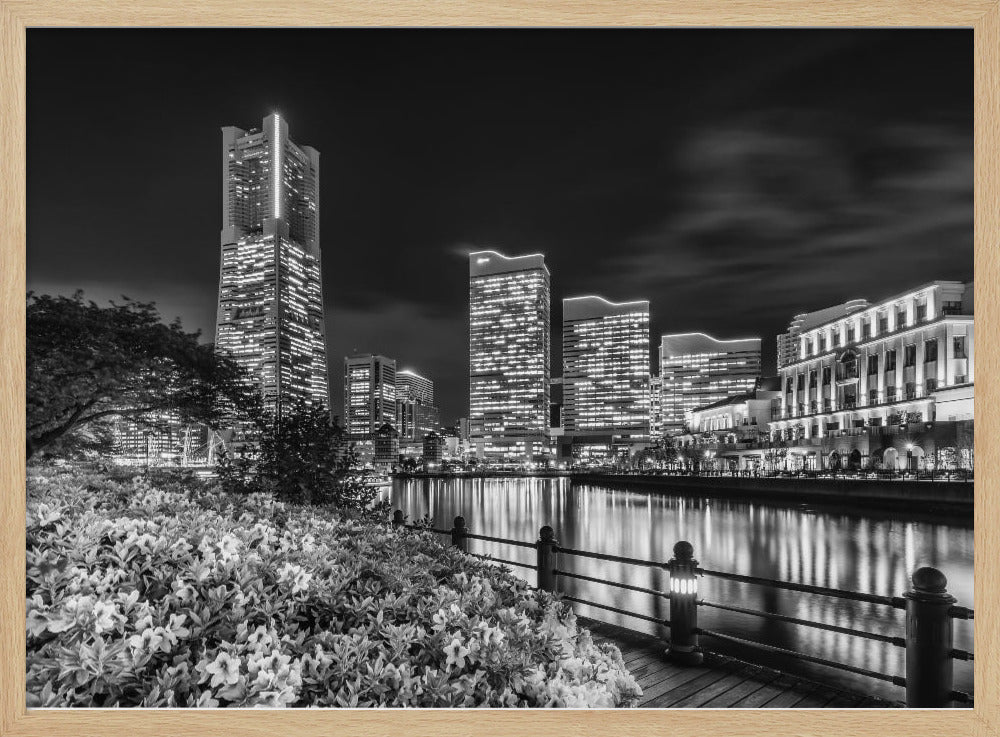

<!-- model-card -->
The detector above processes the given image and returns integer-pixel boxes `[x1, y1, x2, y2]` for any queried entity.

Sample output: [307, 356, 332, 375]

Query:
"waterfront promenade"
[580, 617, 893, 708]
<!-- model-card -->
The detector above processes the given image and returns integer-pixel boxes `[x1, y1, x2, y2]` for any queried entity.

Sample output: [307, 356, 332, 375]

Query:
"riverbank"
[395, 471, 571, 480]
[571, 472, 973, 515]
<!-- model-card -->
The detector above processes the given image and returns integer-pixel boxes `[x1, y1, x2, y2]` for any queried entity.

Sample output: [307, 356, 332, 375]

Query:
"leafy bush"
[217, 403, 385, 515]
[25, 470, 641, 708]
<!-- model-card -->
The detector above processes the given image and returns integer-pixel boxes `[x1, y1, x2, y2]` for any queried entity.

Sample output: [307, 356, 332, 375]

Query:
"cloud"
[608, 111, 972, 342]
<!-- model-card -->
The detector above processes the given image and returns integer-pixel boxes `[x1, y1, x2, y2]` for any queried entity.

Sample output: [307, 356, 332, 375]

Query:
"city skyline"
[26, 29, 973, 424]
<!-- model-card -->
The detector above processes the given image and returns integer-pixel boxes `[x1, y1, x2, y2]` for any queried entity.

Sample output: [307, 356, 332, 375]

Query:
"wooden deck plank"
[697, 668, 780, 708]
[763, 682, 822, 708]
[728, 674, 801, 708]
[823, 693, 864, 708]
[649, 668, 748, 708]
[792, 690, 839, 708]
[643, 663, 744, 708]
[667, 666, 760, 708]
[636, 664, 714, 704]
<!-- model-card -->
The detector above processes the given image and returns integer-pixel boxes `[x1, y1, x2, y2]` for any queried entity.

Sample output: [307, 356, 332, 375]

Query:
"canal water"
[387, 477, 974, 703]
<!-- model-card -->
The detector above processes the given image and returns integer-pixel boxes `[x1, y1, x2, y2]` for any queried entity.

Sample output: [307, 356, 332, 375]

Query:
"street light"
[906, 442, 914, 474]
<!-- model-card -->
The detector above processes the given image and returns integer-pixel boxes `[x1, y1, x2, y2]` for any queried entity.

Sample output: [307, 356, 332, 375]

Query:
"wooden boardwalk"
[580, 617, 899, 708]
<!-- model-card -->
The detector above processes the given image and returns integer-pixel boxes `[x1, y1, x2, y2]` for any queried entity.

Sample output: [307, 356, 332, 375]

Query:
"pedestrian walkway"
[580, 617, 898, 708]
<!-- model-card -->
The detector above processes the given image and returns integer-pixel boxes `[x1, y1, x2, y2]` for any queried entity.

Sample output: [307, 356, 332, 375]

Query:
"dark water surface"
[387, 477, 974, 702]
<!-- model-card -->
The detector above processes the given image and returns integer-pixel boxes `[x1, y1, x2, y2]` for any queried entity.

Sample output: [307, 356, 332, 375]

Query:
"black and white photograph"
[23, 28, 974, 709]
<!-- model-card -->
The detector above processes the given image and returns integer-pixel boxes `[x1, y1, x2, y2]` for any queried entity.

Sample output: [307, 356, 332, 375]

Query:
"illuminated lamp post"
[906, 442, 914, 474]
[666, 541, 703, 665]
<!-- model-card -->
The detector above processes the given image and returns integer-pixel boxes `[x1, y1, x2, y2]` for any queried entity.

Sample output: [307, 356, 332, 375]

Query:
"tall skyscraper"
[469, 250, 551, 461]
[562, 296, 650, 457]
[660, 333, 761, 435]
[396, 369, 440, 442]
[215, 113, 329, 416]
[344, 354, 397, 441]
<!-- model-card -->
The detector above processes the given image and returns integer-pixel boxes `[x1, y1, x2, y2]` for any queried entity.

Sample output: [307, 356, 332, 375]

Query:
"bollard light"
[666, 541, 703, 665]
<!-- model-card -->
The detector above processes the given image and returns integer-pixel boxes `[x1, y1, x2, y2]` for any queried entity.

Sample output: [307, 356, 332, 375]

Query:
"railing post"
[536, 525, 558, 593]
[666, 540, 703, 665]
[451, 515, 469, 553]
[904, 566, 956, 707]
[392, 509, 404, 528]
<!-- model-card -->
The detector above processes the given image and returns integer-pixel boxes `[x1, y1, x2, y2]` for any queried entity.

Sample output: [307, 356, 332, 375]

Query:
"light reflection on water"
[388, 477, 973, 702]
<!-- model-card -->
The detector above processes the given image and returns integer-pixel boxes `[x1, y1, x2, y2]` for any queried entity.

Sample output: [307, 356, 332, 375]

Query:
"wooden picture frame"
[1, 2, 996, 735]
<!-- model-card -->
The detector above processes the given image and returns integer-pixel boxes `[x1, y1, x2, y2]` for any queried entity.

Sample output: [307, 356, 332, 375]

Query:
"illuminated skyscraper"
[562, 296, 650, 457]
[469, 251, 550, 461]
[660, 333, 761, 435]
[344, 354, 397, 441]
[215, 113, 329, 417]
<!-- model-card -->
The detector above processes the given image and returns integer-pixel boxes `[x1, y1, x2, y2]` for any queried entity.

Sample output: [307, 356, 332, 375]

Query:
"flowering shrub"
[26, 470, 641, 708]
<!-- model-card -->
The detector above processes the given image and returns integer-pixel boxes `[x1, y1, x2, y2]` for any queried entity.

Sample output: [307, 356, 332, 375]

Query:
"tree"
[218, 402, 384, 513]
[26, 292, 255, 460]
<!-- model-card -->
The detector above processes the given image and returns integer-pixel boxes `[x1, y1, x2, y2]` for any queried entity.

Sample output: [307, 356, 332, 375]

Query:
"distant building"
[777, 299, 869, 369]
[215, 113, 329, 417]
[396, 369, 440, 442]
[562, 296, 650, 460]
[649, 374, 663, 440]
[660, 333, 762, 436]
[549, 377, 564, 441]
[469, 251, 551, 461]
[111, 414, 211, 467]
[373, 422, 399, 471]
[771, 280, 974, 471]
[688, 378, 781, 438]
[423, 431, 445, 466]
[458, 417, 470, 442]
[344, 355, 397, 444]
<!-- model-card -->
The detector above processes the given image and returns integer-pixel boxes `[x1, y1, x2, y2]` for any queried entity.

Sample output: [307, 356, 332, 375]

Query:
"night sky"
[26, 29, 973, 424]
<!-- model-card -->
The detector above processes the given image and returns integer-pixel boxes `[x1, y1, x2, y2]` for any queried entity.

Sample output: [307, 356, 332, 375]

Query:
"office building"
[215, 113, 329, 416]
[660, 333, 762, 435]
[344, 354, 397, 443]
[396, 369, 440, 442]
[373, 423, 399, 471]
[562, 296, 650, 459]
[423, 431, 445, 466]
[469, 251, 551, 461]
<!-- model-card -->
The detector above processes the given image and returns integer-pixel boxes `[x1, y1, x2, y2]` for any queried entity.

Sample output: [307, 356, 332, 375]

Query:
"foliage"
[26, 292, 258, 460]
[216, 403, 384, 515]
[26, 470, 641, 708]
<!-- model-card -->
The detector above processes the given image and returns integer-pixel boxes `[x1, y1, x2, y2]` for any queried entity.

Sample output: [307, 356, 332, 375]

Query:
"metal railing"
[393, 510, 974, 708]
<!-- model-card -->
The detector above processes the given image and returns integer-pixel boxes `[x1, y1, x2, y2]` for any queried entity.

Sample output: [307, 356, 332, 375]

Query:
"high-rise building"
[562, 296, 650, 457]
[215, 113, 329, 416]
[660, 333, 762, 435]
[469, 250, 551, 461]
[344, 354, 397, 442]
[777, 299, 869, 369]
[396, 369, 439, 442]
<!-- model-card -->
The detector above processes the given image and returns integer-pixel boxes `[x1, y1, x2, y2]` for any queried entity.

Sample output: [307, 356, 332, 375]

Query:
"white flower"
[216, 534, 242, 563]
[204, 651, 241, 688]
[92, 600, 119, 633]
[443, 637, 471, 670]
[291, 570, 312, 594]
